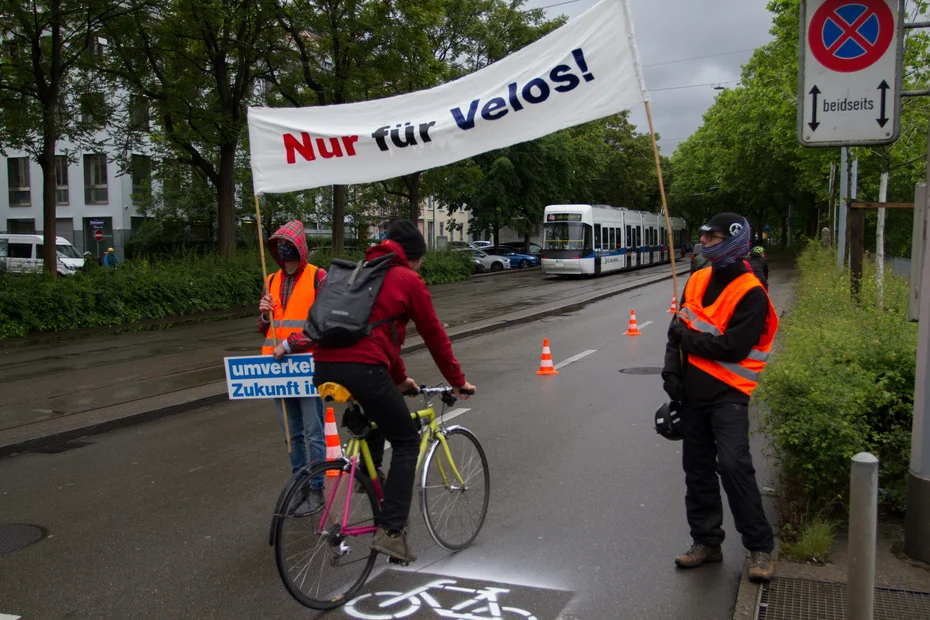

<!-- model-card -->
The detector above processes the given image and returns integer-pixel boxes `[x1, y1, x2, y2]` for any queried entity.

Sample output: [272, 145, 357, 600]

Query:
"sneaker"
[748, 551, 774, 583]
[294, 489, 325, 517]
[674, 543, 723, 568]
[371, 528, 417, 563]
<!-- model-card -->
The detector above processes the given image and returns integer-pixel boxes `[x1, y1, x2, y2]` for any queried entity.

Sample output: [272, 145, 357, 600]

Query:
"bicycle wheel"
[420, 427, 490, 551]
[273, 461, 379, 610]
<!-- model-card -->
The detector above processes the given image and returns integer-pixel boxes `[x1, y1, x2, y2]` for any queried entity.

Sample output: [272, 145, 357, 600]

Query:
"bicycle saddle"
[318, 382, 353, 403]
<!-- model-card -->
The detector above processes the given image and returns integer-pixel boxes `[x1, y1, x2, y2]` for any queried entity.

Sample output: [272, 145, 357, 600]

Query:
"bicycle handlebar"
[403, 385, 475, 397]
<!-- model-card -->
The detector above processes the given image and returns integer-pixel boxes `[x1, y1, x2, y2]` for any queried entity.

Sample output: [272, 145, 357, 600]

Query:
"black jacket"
[748, 255, 769, 289]
[663, 262, 770, 405]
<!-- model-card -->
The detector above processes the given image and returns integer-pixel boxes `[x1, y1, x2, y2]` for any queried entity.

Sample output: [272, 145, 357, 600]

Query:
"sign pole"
[839, 147, 849, 266]
[255, 194, 292, 455]
[644, 100, 680, 313]
[906, 120, 930, 563]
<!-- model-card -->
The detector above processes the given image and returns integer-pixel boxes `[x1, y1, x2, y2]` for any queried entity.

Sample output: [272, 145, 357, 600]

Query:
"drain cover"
[0, 524, 46, 553]
[619, 367, 663, 375]
[758, 577, 930, 620]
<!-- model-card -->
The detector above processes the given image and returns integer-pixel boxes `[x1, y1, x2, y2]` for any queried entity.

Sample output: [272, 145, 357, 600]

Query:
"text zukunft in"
[230, 380, 317, 398]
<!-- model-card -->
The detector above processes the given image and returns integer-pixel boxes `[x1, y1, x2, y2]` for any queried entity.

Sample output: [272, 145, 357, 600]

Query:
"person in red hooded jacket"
[312, 220, 476, 563]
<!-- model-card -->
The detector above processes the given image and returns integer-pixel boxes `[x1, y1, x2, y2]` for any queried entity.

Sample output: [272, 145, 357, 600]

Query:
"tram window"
[609, 227, 615, 250]
[594, 224, 601, 250]
[626, 225, 632, 248]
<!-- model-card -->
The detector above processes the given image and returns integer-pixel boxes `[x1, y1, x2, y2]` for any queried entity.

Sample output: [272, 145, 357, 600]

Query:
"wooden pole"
[644, 100, 680, 314]
[255, 195, 291, 454]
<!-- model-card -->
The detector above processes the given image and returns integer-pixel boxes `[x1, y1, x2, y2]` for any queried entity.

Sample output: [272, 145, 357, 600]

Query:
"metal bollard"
[847, 452, 879, 620]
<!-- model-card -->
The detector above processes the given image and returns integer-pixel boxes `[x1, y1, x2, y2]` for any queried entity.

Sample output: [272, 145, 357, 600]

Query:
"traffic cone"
[624, 309, 642, 336]
[667, 295, 677, 313]
[324, 407, 343, 477]
[535, 338, 559, 376]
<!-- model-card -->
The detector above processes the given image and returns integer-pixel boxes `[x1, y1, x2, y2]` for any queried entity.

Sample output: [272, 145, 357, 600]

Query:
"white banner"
[248, 0, 647, 194]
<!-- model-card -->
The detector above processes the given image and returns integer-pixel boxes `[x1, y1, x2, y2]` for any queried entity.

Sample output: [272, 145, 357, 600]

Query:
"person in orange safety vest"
[661, 212, 778, 584]
[257, 220, 327, 517]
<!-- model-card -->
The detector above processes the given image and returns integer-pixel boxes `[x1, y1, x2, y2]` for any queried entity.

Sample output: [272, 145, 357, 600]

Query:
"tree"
[104, 0, 280, 256]
[0, 0, 126, 276]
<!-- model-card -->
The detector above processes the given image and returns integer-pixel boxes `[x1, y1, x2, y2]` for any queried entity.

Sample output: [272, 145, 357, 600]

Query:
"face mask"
[701, 219, 751, 267]
[278, 243, 300, 262]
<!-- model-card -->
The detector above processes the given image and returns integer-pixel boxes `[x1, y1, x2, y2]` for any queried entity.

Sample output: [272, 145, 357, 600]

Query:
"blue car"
[483, 246, 540, 269]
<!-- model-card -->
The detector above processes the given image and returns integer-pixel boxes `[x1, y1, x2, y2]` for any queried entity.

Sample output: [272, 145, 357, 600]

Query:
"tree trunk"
[217, 144, 237, 256]
[523, 231, 531, 253]
[40, 136, 58, 278]
[332, 184, 346, 253]
[405, 172, 421, 222]
[493, 228, 500, 247]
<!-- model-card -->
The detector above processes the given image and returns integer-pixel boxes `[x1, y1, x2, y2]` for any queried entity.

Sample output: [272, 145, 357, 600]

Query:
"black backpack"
[305, 252, 401, 347]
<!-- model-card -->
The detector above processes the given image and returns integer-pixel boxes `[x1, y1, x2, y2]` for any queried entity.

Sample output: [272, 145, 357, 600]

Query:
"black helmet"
[655, 401, 684, 441]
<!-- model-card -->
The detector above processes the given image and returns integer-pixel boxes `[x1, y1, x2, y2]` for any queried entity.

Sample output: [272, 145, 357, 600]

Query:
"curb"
[1, 265, 687, 457]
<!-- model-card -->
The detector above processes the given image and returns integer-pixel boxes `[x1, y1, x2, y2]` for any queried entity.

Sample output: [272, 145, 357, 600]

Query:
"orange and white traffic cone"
[324, 407, 343, 477]
[667, 295, 678, 313]
[624, 309, 642, 336]
[535, 338, 559, 376]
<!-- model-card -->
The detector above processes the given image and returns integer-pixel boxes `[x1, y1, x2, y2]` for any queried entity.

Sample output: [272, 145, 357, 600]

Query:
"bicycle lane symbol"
[345, 578, 538, 620]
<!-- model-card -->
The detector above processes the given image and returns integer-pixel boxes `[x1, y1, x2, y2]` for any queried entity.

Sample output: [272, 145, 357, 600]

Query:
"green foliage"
[418, 250, 474, 284]
[781, 518, 835, 563]
[0, 251, 264, 339]
[756, 243, 917, 525]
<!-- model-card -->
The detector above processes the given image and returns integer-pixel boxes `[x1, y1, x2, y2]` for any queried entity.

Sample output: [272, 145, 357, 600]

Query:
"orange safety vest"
[261, 265, 318, 355]
[678, 268, 778, 396]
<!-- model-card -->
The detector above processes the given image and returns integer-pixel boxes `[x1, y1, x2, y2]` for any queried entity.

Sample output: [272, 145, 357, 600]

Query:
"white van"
[0, 234, 83, 275]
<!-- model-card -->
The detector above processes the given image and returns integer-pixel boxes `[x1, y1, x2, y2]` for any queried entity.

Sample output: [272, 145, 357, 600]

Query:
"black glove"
[669, 319, 690, 346]
[662, 373, 684, 402]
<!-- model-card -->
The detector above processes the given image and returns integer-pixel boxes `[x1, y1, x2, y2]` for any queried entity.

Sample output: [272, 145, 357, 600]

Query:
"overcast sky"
[524, 0, 777, 154]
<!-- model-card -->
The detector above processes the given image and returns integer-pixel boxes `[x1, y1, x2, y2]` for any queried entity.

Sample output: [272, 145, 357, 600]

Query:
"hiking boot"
[674, 543, 723, 568]
[748, 551, 774, 583]
[371, 528, 417, 563]
[294, 489, 325, 517]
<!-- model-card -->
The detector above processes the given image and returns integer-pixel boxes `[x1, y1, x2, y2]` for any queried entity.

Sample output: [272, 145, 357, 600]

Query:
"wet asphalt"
[0, 271, 789, 620]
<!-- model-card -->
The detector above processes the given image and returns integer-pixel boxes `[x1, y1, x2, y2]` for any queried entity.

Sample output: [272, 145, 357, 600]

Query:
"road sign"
[94, 229, 104, 241]
[89, 219, 105, 230]
[798, 0, 903, 147]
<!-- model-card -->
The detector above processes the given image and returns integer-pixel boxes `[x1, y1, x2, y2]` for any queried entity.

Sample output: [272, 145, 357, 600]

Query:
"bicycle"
[270, 383, 490, 610]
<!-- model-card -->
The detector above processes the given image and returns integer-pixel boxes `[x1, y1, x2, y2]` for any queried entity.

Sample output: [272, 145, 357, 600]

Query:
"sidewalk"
[0, 262, 688, 456]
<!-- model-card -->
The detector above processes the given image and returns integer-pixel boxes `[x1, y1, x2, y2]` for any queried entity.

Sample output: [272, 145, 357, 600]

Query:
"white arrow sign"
[798, 0, 903, 147]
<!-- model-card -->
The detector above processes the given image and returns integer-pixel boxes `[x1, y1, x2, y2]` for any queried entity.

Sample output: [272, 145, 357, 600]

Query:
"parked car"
[690, 243, 709, 273]
[0, 234, 83, 275]
[447, 241, 479, 251]
[471, 240, 492, 249]
[500, 241, 542, 257]
[482, 246, 540, 269]
[456, 248, 510, 272]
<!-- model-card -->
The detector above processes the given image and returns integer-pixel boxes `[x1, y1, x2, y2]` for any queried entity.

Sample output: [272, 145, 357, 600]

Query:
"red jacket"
[313, 240, 467, 388]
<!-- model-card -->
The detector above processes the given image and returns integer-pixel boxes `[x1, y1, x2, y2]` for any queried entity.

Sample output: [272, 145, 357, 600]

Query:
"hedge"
[0, 248, 475, 339]
[756, 242, 917, 526]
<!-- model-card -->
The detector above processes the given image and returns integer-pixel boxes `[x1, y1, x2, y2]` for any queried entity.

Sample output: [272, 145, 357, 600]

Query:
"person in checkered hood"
[258, 220, 328, 516]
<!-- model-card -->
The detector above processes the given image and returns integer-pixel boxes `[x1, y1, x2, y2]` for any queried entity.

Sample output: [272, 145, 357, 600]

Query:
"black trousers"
[681, 402, 773, 552]
[314, 362, 419, 532]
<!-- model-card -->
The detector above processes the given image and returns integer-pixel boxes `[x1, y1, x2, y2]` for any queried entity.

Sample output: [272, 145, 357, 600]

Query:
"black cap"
[700, 212, 747, 238]
[387, 219, 427, 261]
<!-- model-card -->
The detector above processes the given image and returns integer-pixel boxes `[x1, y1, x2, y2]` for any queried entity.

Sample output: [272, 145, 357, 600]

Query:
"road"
[0, 274, 778, 620]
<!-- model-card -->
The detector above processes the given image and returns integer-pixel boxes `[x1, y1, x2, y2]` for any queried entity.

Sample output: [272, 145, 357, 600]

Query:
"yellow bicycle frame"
[341, 407, 466, 490]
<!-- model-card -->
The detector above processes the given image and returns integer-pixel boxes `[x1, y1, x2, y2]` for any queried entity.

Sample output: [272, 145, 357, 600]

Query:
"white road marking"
[0, 614, 22, 620]
[638, 321, 654, 329]
[554, 350, 597, 370]
[385, 408, 471, 451]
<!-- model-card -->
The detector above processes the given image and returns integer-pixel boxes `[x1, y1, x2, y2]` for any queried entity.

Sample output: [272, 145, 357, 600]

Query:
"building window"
[7, 158, 30, 206]
[80, 92, 106, 128]
[84, 154, 108, 204]
[130, 154, 152, 202]
[7, 218, 35, 234]
[55, 156, 69, 205]
[129, 96, 149, 131]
